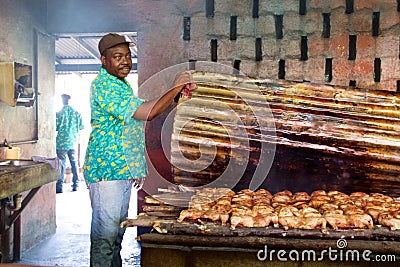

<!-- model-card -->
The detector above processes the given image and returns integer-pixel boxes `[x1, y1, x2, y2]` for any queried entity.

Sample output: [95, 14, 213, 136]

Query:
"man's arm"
[133, 71, 195, 121]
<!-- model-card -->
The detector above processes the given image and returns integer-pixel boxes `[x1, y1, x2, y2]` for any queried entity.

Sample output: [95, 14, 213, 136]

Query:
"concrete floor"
[15, 181, 141, 267]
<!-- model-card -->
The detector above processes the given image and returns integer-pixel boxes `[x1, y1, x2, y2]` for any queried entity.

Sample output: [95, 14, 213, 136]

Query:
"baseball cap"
[98, 33, 136, 55]
[61, 94, 71, 100]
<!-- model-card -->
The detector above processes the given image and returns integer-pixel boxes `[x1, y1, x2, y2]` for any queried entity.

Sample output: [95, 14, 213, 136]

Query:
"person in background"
[56, 94, 84, 193]
[83, 33, 196, 267]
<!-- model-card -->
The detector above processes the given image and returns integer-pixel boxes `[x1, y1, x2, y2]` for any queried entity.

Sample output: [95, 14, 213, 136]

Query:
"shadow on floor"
[16, 182, 141, 267]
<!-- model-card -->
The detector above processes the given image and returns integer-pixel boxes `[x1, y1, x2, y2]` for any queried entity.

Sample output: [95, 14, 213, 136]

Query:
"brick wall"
[183, 0, 400, 91]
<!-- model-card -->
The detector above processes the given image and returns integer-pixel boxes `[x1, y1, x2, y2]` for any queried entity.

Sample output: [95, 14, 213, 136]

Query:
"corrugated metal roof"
[55, 32, 137, 74]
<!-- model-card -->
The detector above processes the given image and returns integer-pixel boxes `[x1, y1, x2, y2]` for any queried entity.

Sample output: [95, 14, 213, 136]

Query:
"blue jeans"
[88, 180, 133, 267]
[56, 149, 80, 191]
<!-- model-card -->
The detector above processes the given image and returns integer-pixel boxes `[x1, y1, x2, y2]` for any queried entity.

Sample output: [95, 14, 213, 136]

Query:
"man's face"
[101, 43, 132, 79]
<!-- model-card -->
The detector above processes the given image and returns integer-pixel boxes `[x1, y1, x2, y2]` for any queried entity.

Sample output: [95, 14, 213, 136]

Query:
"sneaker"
[56, 189, 63, 194]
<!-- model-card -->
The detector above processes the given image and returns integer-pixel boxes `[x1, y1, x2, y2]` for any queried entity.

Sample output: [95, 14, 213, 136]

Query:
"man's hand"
[172, 71, 197, 92]
[133, 71, 197, 121]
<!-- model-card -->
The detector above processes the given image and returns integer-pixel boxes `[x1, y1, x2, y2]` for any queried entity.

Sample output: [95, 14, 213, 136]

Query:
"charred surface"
[171, 72, 400, 196]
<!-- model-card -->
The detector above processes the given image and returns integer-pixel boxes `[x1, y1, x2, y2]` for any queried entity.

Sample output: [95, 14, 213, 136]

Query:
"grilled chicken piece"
[368, 193, 394, 204]
[351, 214, 374, 229]
[254, 189, 273, 199]
[252, 205, 279, 227]
[378, 211, 400, 230]
[300, 207, 320, 217]
[215, 196, 232, 206]
[203, 207, 231, 225]
[325, 214, 351, 230]
[253, 213, 279, 228]
[319, 203, 339, 213]
[301, 216, 327, 232]
[292, 202, 310, 209]
[379, 218, 400, 231]
[231, 204, 251, 213]
[179, 187, 235, 225]
[350, 192, 369, 198]
[232, 200, 253, 208]
[330, 194, 351, 204]
[366, 200, 393, 210]
[273, 191, 292, 197]
[272, 194, 292, 207]
[204, 195, 233, 225]
[278, 215, 326, 232]
[328, 191, 350, 200]
[230, 215, 254, 229]
[311, 190, 327, 197]
[230, 207, 254, 230]
[203, 209, 220, 221]
[252, 204, 274, 216]
[350, 192, 369, 206]
[190, 187, 234, 207]
[364, 198, 393, 222]
[197, 187, 234, 196]
[189, 195, 215, 210]
[271, 191, 293, 206]
[219, 214, 230, 225]
[177, 209, 204, 222]
[338, 202, 355, 210]
[323, 209, 343, 216]
[237, 189, 255, 196]
[232, 193, 253, 206]
[277, 206, 300, 217]
[380, 211, 400, 220]
[309, 195, 331, 208]
[365, 206, 386, 222]
[327, 190, 342, 196]
[325, 214, 374, 230]
[331, 198, 353, 205]
[278, 216, 298, 230]
[253, 198, 271, 206]
[217, 188, 236, 197]
[230, 201, 278, 229]
[351, 199, 367, 207]
[211, 203, 231, 213]
[253, 189, 273, 206]
[342, 207, 365, 215]
[365, 201, 400, 222]
[312, 195, 331, 201]
[293, 192, 311, 202]
[189, 194, 214, 203]
[278, 205, 326, 232]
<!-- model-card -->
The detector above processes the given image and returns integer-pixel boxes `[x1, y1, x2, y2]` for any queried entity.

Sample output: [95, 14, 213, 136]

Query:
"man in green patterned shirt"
[56, 94, 84, 193]
[83, 33, 196, 267]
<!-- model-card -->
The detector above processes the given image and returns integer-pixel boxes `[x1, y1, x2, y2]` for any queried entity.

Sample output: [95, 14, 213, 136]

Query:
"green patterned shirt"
[56, 105, 84, 150]
[83, 67, 147, 184]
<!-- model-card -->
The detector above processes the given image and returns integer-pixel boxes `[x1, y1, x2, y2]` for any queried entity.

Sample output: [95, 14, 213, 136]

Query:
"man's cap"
[61, 94, 71, 100]
[98, 33, 136, 55]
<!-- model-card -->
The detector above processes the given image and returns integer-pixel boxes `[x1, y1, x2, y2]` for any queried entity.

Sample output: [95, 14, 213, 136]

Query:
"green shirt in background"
[56, 105, 84, 150]
[83, 67, 147, 184]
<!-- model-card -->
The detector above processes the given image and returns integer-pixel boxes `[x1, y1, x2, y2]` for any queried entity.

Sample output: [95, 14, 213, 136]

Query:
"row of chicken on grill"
[177, 188, 400, 232]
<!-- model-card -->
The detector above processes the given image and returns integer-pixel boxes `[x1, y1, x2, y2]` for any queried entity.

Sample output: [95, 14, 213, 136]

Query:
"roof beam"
[71, 36, 100, 61]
